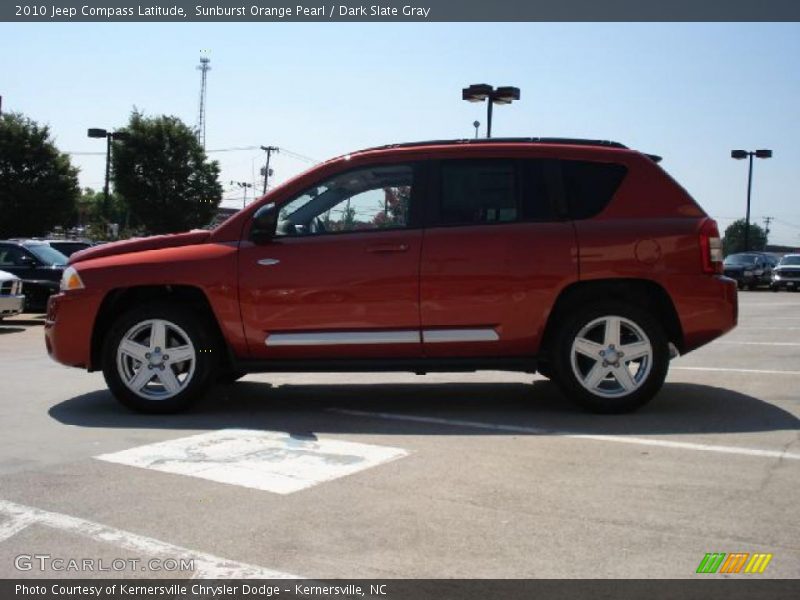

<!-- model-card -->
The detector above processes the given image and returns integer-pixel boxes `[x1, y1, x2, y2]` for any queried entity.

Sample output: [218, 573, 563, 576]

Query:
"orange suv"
[45, 138, 737, 414]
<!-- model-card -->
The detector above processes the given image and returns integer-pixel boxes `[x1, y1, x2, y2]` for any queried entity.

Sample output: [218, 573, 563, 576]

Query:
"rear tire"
[102, 303, 218, 413]
[551, 302, 669, 414]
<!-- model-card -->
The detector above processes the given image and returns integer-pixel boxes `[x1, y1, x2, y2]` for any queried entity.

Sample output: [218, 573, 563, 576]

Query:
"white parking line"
[672, 366, 800, 376]
[736, 327, 800, 331]
[0, 499, 300, 579]
[330, 409, 800, 461]
[716, 341, 800, 347]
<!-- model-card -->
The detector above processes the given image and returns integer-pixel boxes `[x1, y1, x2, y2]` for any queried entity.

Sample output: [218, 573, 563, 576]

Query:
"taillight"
[699, 218, 723, 274]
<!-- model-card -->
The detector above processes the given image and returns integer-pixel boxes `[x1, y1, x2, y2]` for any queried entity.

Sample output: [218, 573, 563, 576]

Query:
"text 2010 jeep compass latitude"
[45, 138, 737, 414]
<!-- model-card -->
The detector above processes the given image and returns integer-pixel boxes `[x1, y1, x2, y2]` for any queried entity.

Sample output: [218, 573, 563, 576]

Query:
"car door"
[419, 158, 577, 358]
[238, 162, 425, 360]
[0, 244, 38, 280]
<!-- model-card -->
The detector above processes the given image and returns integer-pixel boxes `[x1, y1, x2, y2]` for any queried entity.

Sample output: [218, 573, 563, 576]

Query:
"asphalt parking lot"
[0, 290, 798, 579]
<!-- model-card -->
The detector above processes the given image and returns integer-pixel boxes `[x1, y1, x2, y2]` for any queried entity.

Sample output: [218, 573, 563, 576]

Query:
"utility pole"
[260, 146, 279, 194]
[231, 180, 253, 209]
[763, 216, 773, 240]
[196, 54, 211, 149]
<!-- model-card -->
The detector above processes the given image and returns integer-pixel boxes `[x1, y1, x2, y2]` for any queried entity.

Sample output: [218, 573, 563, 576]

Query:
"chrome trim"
[266, 330, 420, 346]
[257, 258, 280, 266]
[422, 328, 499, 343]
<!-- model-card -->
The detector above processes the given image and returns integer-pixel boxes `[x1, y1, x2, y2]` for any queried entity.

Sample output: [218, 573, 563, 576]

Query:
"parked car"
[41, 239, 94, 258]
[0, 269, 25, 320]
[45, 138, 737, 414]
[0, 240, 68, 312]
[722, 252, 775, 289]
[770, 254, 800, 291]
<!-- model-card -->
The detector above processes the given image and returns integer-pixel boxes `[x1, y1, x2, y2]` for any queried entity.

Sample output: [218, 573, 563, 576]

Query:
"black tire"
[217, 369, 247, 384]
[536, 360, 554, 380]
[551, 302, 669, 414]
[771, 285, 780, 292]
[101, 303, 219, 413]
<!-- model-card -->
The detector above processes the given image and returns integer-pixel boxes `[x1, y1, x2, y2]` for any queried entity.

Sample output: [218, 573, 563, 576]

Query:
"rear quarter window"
[562, 161, 627, 219]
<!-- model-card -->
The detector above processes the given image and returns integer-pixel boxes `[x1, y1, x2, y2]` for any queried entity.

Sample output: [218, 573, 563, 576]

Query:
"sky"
[1, 22, 799, 245]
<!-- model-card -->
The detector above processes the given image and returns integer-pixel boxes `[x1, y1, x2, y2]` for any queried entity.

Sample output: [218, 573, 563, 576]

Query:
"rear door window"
[440, 160, 517, 225]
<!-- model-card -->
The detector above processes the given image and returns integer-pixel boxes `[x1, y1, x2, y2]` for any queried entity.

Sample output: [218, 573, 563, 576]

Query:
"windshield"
[724, 254, 759, 266]
[779, 255, 800, 266]
[26, 244, 68, 266]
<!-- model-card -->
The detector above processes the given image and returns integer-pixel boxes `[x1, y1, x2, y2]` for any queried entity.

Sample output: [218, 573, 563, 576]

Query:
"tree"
[0, 112, 80, 238]
[75, 187, 131, 240]
[112, 110, 222, 234]
[722, 219, 768, 255]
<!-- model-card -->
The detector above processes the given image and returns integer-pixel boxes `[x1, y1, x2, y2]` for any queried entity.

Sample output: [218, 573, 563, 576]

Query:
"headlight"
[60, 266, 85, 291]
[743, 270, 753, 277]
[773, 274, 781, 281]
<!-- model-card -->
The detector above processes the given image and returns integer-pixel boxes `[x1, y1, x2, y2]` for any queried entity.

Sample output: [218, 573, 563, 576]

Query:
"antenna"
[196, 53, 211, 149]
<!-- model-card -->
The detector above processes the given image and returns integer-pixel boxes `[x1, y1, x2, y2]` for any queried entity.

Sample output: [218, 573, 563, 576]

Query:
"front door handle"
[366, 243, 409, 254]
[257, 258, 280, 266]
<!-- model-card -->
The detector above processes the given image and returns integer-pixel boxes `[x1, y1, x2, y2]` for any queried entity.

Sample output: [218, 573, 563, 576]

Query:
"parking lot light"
[731, 148, 773, 251]
[88, 127, 129, 224]
[462, 83, 521, 138]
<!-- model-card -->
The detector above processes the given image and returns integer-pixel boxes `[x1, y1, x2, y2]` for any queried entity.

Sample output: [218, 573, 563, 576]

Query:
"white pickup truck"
[0, 270, 24, 320]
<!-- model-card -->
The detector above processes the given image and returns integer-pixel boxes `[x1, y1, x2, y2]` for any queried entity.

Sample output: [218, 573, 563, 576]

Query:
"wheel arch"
[539, 278, 684, 358]
[90, 285, 232, 372]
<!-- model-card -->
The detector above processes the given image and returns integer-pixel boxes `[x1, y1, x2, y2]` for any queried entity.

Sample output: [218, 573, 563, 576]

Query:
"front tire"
[102, 303, 218, 413]
[551, 303, 669, 414]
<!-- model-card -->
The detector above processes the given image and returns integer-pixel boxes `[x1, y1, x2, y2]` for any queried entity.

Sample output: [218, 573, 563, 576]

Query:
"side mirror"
[250, 203, 278, 245]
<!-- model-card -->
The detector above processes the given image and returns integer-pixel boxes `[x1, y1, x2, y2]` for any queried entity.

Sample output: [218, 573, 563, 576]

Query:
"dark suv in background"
[723, 252, 776, 289]
[0, 240, 68, 311]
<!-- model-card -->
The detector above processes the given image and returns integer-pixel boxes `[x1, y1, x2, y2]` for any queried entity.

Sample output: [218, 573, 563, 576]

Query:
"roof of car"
[355, 138, 662, 162]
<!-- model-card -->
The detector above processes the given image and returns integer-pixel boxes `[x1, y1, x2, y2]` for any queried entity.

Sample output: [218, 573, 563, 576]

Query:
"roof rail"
[360, 137, 630, 153]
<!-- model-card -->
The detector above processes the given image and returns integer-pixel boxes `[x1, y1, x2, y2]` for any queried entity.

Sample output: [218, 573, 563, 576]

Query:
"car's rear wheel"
[552, 303, 669, 414]
[102, 304, 218, 413]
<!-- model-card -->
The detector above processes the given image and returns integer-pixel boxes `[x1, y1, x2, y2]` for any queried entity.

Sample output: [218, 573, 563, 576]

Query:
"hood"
[70, 230, 211, 264]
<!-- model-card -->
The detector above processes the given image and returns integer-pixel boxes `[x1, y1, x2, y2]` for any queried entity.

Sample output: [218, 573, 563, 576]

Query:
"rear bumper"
[0, 294, 25, 317]
[45, 290, 103, 369]
[671, 275, 737, 354]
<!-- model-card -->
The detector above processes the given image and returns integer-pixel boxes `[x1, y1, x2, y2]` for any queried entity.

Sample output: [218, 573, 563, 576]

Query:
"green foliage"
[76, 187, 133, 240]
[112, 110, 222, 234]
[0, 112, 80, 238]
[722, 218, 768, 255]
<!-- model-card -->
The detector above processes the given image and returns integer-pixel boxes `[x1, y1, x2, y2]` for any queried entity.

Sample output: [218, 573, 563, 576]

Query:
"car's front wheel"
[552, 303, 669, 413]
[102, 304, 218, 413]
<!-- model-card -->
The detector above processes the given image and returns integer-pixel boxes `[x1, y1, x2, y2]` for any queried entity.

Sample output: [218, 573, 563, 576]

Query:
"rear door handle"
[366, 243, 409, 254]
[257, 258, 280, 266]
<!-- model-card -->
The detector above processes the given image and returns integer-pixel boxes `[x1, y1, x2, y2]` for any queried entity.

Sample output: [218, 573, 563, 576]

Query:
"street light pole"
[88, 128, 130, 226]
[104, 133, 112, 217]
[462, 84, 520, 139]
[731, 149, 772, 252]
[231, 180, 253, 209]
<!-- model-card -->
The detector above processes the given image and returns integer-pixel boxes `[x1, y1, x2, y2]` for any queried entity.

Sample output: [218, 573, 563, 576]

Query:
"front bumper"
[45, 290, 104, 369]
[772, 275, 800, 288]
[0, 294, 25, 317]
